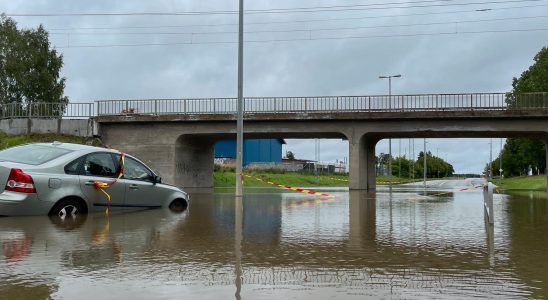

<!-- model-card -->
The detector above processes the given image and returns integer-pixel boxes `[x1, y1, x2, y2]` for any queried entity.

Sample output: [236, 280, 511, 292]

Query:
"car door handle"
[85, 181, 96, 186]
[129, 184, 139, 190]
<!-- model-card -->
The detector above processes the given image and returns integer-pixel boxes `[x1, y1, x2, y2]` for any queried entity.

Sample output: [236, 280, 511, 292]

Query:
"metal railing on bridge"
[0, 92, 546, 119]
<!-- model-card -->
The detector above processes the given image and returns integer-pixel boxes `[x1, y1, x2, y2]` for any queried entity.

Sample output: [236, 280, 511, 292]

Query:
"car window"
[64, 157, 84, 175]
[0, 144, 72, 165]
[83, 153, 117, 177]
[123, 157, 154, 182]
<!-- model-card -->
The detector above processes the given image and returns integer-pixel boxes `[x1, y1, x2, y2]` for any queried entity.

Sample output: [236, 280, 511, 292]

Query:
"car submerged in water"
[0, 142, 189, 217]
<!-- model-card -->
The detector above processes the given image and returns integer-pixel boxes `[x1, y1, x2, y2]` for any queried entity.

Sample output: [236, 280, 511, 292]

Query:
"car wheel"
[49, 198, 87, 220]
[169, 199, 188, 213]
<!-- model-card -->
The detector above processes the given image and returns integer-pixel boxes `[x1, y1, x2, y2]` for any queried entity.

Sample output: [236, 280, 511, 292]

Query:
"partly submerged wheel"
[49, 199, 88, 229]
[49, 199, 87, 220]
[169, 199, 188, 213]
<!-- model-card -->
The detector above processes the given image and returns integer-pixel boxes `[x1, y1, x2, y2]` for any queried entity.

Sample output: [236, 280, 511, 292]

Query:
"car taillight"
[5, 169, 36, 193]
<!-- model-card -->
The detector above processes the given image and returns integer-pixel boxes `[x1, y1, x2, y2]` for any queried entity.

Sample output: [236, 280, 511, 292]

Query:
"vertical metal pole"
[423, 138, 427, 189]
[388, 77, 392, 187]
[235, 0, 244, 197]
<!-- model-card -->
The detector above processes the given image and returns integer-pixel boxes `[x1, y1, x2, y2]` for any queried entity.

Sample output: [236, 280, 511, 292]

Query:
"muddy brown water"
[0, 188, 547, 299]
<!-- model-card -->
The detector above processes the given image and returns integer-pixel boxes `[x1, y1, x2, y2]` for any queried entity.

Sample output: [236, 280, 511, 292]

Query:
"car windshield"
[0, 144, 72, 165]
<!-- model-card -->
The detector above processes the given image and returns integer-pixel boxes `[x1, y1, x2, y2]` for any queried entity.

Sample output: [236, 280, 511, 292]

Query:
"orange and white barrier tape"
[244, 174, 335, 198]
[93, 152, 125, 215]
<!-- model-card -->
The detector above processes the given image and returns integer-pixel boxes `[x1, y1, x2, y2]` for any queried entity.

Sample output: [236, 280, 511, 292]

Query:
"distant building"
[214, 139, 285, 166]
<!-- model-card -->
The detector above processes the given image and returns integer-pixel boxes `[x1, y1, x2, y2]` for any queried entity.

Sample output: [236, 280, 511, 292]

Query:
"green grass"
[214, 170, 420, 188]
[0, 132, 86, 150]
[491, 175, 547, 191]
[214, 170, 349, 187]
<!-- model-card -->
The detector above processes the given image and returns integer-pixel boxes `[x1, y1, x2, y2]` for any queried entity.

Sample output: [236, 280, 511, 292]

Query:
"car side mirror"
[153, 175, 162, 185]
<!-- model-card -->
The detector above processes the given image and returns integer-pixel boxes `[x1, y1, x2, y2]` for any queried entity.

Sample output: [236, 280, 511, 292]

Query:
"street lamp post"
[235, 0, 244, 197]
[379, 74, 402, 187]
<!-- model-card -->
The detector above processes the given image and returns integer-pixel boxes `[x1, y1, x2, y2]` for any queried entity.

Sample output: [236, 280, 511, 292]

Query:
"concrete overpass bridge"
[2, 92, 548, 190]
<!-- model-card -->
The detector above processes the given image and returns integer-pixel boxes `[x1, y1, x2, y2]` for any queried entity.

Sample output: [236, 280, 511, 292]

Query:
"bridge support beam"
[175, 135, 215, 190]
[349, 135, 377, 190]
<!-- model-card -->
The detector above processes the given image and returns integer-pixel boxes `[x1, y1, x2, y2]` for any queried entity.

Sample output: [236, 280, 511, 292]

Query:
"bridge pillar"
[175, 135, 215, 190]
[349, 135, 377, 190]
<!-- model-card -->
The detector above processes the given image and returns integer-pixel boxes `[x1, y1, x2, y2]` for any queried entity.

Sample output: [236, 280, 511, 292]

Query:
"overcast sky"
[2, 0, 547, 173]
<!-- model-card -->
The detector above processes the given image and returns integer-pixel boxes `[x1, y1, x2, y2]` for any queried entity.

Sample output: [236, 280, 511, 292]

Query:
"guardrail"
[0, 93, 546, 119]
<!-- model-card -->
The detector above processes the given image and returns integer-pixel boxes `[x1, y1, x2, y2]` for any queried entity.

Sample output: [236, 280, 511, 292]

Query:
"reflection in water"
[0, 189, 547, 298]
[234, 197, 243, 300]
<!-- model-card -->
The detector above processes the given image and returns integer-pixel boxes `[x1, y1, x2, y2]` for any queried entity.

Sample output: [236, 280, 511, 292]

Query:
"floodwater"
[1, 183, 548, 299]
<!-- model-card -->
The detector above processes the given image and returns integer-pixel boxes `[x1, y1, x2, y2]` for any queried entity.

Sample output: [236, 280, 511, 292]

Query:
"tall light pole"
[235, 0, 244, 197]
[379, 74, 402, 186]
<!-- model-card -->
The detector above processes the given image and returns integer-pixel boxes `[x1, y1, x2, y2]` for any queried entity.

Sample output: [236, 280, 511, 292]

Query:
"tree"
[0, 15, 68, 117]
[495, 47, 548, 177]
[415, 151, 454, 178]
[285, 151, 295, 160]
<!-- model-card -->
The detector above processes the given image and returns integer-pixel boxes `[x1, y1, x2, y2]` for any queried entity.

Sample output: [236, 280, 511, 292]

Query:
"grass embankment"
[491, 175, 547, 191]
[0, 132, 86, 150]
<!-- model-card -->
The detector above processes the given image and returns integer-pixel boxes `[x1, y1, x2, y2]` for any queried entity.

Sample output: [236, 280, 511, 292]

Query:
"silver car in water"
[0, 142, 189, 217]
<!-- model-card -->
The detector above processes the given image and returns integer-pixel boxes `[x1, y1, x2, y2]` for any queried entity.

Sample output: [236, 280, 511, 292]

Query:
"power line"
[55, 27, 548, 48]
[47, 15, 548, 36]
[45, 3, 548, 31]
[6, 0, 544, 17]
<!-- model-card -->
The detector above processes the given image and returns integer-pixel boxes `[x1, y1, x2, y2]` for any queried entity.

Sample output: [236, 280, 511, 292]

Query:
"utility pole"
[235, 0, 244, 197]
[379, 74, 402, 187]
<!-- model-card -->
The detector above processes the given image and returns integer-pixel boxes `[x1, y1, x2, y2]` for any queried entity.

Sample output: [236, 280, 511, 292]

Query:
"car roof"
[32, 142, 119, 153]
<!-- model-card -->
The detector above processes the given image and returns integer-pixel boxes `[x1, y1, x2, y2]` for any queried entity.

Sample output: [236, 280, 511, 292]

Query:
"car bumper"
[0, 191, 51, 216]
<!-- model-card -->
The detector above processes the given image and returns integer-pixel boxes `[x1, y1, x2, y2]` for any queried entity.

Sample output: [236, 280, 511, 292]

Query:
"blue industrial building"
[214, 139, 285, 166]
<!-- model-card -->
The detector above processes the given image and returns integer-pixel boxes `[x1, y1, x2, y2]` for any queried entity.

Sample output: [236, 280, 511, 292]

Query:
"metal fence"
[0, 93, 546, 119]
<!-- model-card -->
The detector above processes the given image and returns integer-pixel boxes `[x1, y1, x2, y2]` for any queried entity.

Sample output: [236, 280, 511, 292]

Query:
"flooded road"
[1, 187, 547, 299]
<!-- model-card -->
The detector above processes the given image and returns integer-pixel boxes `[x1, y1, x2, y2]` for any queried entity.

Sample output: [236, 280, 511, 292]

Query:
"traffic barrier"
[245, 174, 335, 198]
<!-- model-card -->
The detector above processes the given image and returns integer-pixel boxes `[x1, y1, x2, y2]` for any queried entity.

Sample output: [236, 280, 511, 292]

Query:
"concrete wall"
[0, 118, 95, 137]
